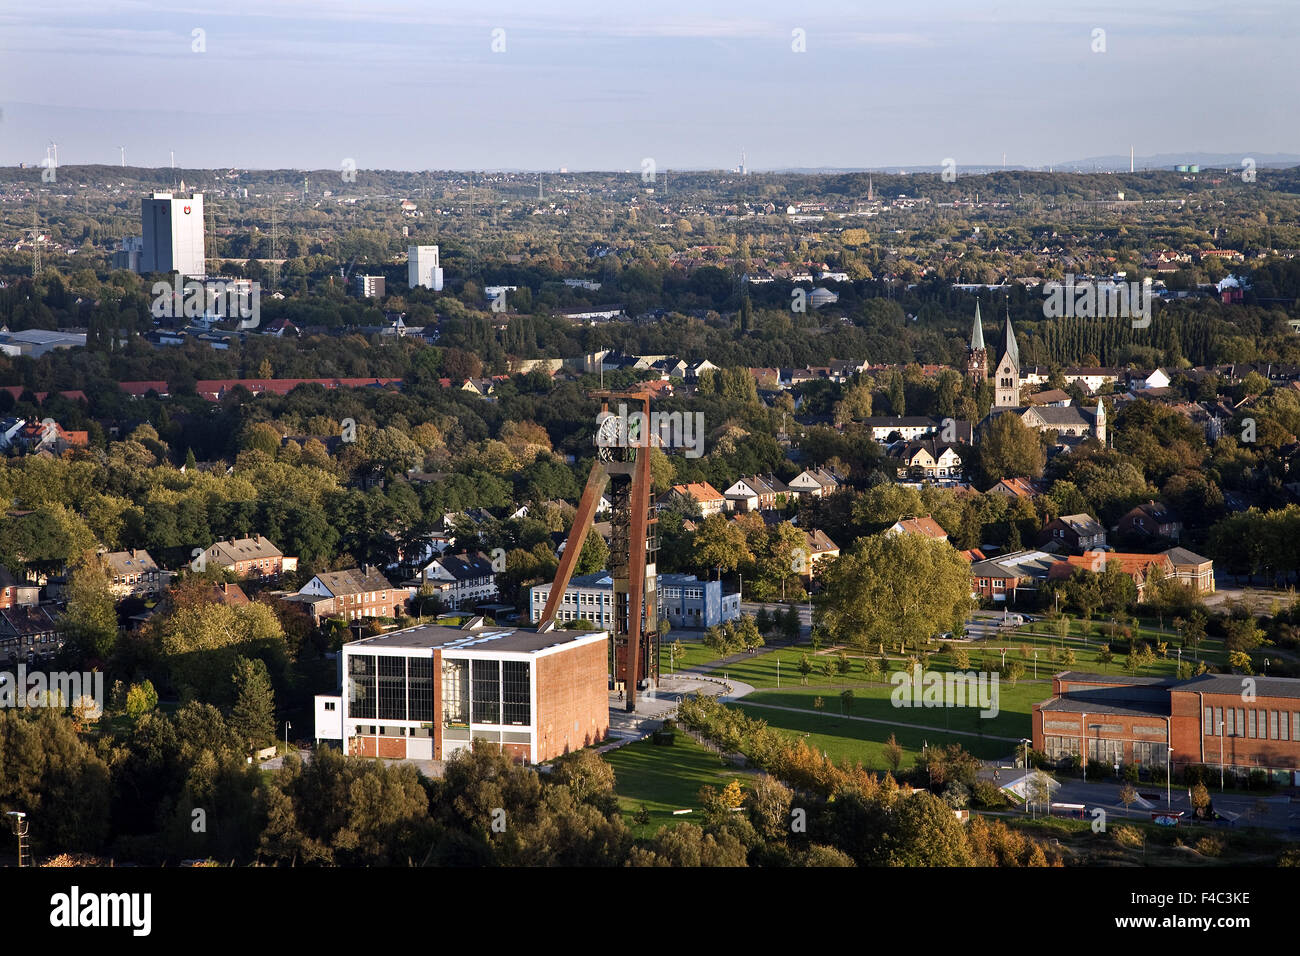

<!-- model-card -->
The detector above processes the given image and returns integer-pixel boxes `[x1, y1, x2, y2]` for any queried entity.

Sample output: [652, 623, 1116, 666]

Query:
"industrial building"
[314, 620, 609, 763]
[1033, 671, 1300, 784]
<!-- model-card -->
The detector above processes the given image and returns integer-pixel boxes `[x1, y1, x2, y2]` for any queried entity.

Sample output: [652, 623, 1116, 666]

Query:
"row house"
[0, 605, 64, 665]
[290, 567, 402, 623]
[786, 467, 843, 498]
[888, 439, 964, 481]
[202, 535, 297, 581]
[0, 566, 40, 609]
[723, 475, 792, 512]
[102, 549, 168, 600]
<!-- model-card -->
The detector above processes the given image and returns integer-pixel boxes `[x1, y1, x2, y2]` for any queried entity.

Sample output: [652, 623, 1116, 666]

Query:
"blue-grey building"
[529, 572, 740, 629]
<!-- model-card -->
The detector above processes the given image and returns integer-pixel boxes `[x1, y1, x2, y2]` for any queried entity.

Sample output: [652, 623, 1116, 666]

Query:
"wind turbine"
[120, 146, 126, 167]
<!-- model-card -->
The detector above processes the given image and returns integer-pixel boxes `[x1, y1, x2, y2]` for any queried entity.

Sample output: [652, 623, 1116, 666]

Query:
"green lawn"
[741, 678, 1040, 739]
[605, 734, 750, 838]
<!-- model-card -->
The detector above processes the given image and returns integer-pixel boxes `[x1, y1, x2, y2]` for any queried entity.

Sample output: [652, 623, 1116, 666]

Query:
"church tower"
[966, 302, 988, 387]
[993, 307, 1021, 408]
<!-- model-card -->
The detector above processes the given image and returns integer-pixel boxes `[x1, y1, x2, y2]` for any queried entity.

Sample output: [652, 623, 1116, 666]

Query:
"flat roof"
[346, 622, 606, 655]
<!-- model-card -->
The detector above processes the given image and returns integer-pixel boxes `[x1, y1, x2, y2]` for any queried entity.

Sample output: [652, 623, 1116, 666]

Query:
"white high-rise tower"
[407, 245, 443, 290]
[140, 192, 205, 278]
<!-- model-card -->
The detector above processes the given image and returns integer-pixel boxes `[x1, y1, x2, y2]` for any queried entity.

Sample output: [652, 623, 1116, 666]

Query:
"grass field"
[604, 733, 752, 838]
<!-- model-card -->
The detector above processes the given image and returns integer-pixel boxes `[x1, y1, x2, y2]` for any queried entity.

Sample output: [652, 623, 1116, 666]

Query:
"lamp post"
[1081, 712, 1087, 782]
[1033, 651, 1038, 680]
[284, 720, 292, 753]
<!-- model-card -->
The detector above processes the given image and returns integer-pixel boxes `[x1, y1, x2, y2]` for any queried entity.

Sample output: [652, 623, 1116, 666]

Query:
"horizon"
[2, 0, 1297, 170]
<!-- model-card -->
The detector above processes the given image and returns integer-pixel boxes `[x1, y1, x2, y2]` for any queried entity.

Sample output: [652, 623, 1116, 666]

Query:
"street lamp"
[1033, 650, 1038, 680]
[284, 721, 292, 753]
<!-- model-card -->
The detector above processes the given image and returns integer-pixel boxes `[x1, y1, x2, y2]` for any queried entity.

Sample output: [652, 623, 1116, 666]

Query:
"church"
[967, 303, 1106, 445]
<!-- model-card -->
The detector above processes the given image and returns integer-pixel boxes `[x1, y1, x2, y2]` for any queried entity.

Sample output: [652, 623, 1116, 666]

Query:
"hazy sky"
[1, 0, 1295, 171]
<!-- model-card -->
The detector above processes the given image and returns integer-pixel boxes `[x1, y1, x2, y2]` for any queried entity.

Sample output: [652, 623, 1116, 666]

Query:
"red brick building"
[287, 567, 401, 623]
[201, 535, 297, 581]
[314, 621, 609, 763]
[1033, 671, 1300, 784]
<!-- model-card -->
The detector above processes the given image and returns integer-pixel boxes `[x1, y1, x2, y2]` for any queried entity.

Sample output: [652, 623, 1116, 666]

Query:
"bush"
[1112, 825, 1144, 848]
[1195, 835, 1225, 857]
[972, 780, 1008, 809]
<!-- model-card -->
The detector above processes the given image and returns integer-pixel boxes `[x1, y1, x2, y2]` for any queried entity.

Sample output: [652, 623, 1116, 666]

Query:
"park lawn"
[605, 734, 750, 838]
[729, 698, 1011, 765]
[742, 678, 1039, 739]
[658, 635, 721, 673]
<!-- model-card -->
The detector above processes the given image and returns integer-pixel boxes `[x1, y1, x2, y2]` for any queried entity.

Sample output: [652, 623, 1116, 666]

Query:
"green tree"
[64, 558, 119, 660]
[230, 656, 276, 751]
[124, 680, 158, 719]
[978, 411, 1046, 483]
[816, 532, 972, 653]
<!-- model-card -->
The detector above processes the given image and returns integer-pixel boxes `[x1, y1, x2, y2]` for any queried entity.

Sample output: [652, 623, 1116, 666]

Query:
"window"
[1282, 713, 1290, 742]
[324, 701, 336, 712]
[377, 656, 406, 720]
[1271, 711, 1280, 740]
[1203, 707, 1214, 736]
[1236, 708, 1245, 737]
[502, 660, 530, 725]
[348, 654, 376, 720]
[472, 659, 500, 724]
[1225, 708, 1235, 736]
[442, 659, 469, 726]
[1249, 709, 1257, 738]
[409, 657, 434, 723]
[1214, 707, 1223, 734]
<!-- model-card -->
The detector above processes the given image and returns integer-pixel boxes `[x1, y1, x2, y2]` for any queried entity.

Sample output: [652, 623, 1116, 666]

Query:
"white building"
[407, 245, 444, 291]
[141, 192, 205, 278]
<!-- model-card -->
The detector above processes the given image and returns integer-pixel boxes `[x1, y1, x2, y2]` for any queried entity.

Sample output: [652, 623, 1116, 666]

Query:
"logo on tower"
[183, 205, 192, 214]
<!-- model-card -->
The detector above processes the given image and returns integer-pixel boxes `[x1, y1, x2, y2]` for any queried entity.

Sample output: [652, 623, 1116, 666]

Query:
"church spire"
[1002, 301, 1019, 371]
[970, 301, 985, 352]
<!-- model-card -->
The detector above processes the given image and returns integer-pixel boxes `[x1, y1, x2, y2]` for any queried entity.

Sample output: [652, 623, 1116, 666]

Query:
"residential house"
[987, 477, 1045, 499]
[786, 467, 843, 498]
[723, 475, 791, 512]
[102, 549, 168, 600]
[887, 516, 950, 543]
[1038, 514, 1107, 553]
[889, 440, 964, 481]
[201, 535, 297, 581]
[801, 529, 840, 579]
[288, 567, 402, 623]
[661, 482, 726, 518]
[415, 551, 499, 610]
[0, 605, 64, 665]
[0, 566, 40, 609]
[1115, 501, 1183, 542]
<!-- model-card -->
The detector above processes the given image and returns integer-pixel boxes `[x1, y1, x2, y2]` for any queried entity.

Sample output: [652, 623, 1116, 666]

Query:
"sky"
[0, 0, 1296, 172]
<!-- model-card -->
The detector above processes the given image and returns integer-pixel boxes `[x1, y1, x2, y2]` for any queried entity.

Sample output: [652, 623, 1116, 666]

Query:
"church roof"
[1003, 309, 1020, 369]
[970, 302, 985, 351]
